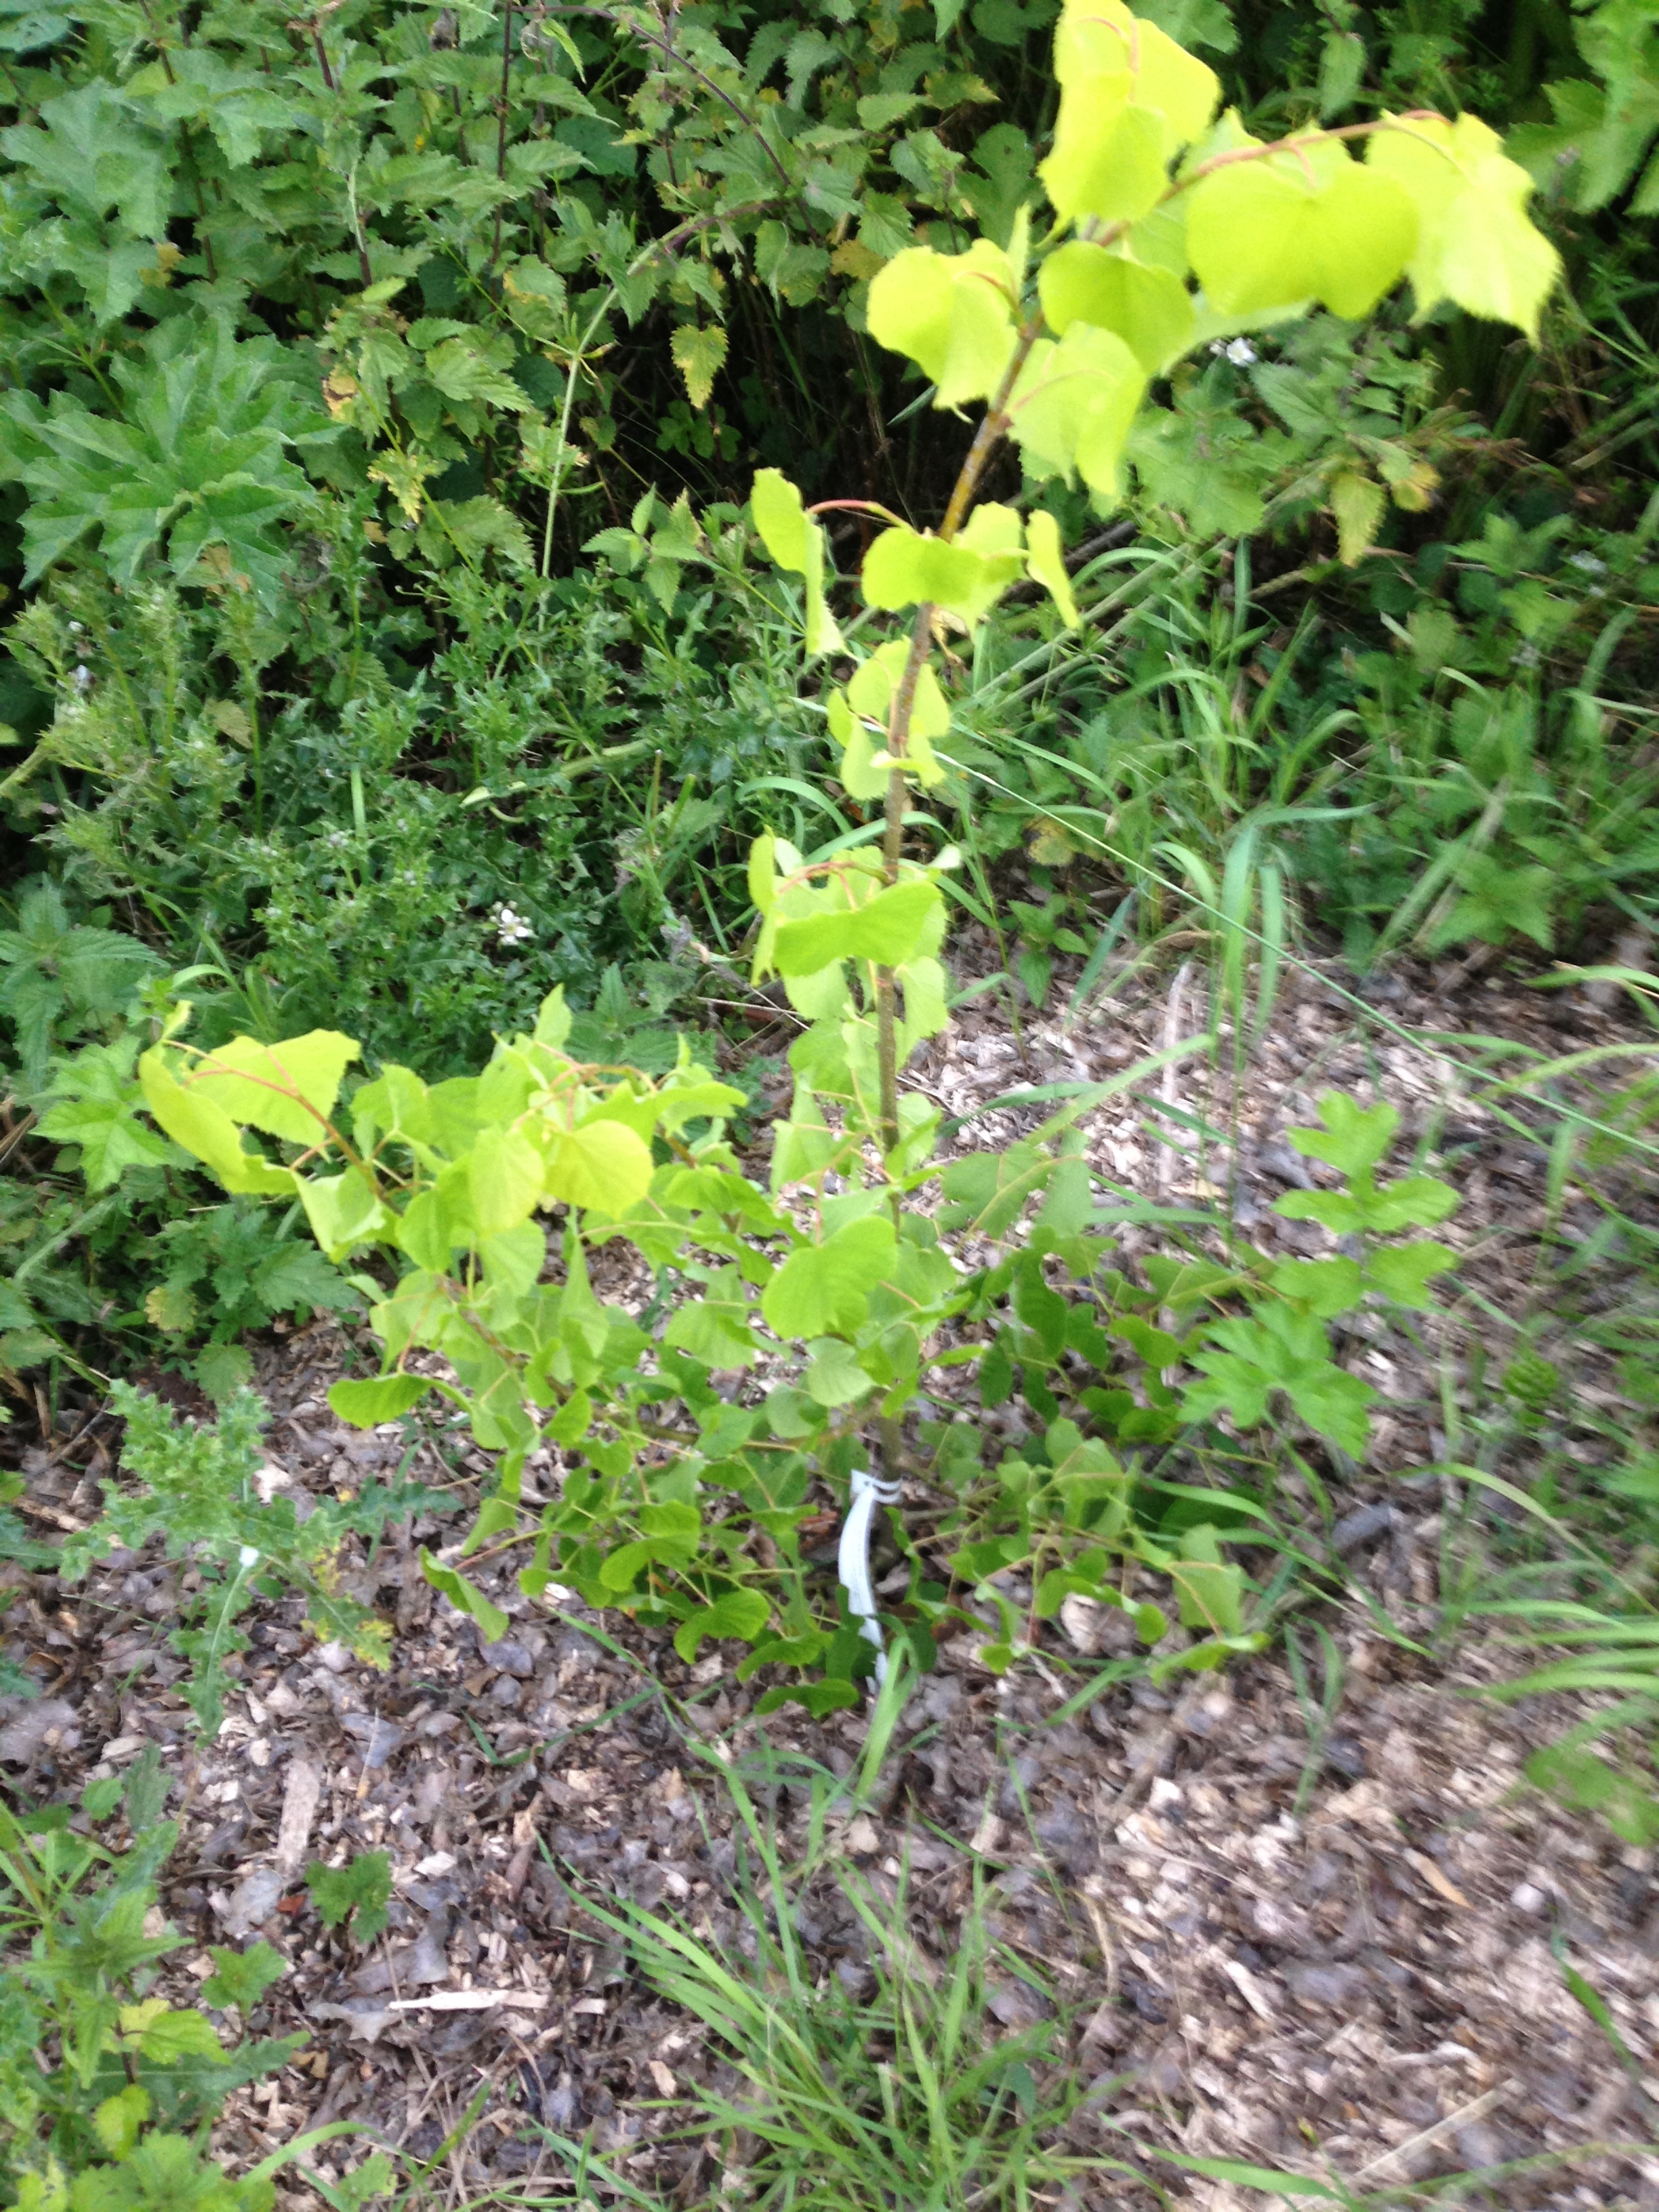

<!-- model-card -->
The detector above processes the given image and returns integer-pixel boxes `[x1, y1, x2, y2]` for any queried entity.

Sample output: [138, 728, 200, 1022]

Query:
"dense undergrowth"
[1, 0, 1656, 1385]
[3, 0, 1659, 2205]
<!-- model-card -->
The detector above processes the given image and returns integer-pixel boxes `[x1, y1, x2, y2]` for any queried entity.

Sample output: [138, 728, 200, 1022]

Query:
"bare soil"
[4, 952, 1657, 2211]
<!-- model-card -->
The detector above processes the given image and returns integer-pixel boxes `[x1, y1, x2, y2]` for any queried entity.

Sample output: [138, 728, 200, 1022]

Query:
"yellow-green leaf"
[836, 640, 951, 790]
[1037, 240, 1195, 372]
[866, 239, 1017, 408]
[749, 469, 843, 657]
[672, 322, 727, 409]
[1042, 0, 1218, 223]
[774, 878, 942, 975]
[468, 1126, 544, 1237]
[540, 1118, 655, 1213]
[1366, 111, 1560, 340]
[1329, 470, 1386, 565]
[295, 1165, 392, 1258]
[93, 2087, 150, 2160]
[1187, 140, 1418, 321]
[180, 1030, 359, 1145]
[1042, 100, 1168, 227]
[761, 1214, 898, 1339]
[1007, 324, 1146, 500]
[138, 1048, 298, 1198]
[1024, 509, 1078, 625]
[331, 1372, 435, 1425]
[749, 830, 777, 916]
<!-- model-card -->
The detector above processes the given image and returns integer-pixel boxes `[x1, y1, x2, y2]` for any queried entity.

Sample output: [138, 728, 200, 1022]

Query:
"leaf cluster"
[0, 1755, 299, 2205]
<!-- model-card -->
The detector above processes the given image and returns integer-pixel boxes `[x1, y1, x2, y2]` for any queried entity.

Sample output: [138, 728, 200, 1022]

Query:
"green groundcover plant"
[0, 1751, 375, 2211]
[114, 0, 1538, 1704]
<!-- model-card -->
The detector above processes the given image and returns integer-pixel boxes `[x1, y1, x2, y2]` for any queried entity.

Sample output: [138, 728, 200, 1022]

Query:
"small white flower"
[1224, 337, 1258, 367]
[493, 902, 533, 946]
[73, 663, 92, 690]
[1568, 552, 1607, 576]
[238, 1544, 260, 1569]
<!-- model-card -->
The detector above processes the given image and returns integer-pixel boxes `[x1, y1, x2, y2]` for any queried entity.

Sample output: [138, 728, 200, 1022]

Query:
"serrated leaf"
[425, 494, 534, 573]
[1367, 110, 1561, 339]
[672, 323, 728, 409]
[1365, 1240, 1456, 1309]
[1189, 139, 1418, 320]
[1043, 99, 1168, 226]
[201, 1940, 287, 2012]
[803, 1336, 874, 1405]
[306, 1849, 392, 1944]
[1329, 470, 1386, 565]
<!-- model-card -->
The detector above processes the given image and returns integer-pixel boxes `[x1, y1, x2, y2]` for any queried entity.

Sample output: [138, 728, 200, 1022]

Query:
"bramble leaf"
[672, 323, 728, 409]
[1330, 470, 1386, 565]
[539, 1119, 655, 1214]
[306, 1850, 392, 1944]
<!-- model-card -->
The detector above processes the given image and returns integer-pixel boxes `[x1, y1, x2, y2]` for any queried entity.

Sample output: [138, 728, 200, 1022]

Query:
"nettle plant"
[133, 1, 1537, 1706]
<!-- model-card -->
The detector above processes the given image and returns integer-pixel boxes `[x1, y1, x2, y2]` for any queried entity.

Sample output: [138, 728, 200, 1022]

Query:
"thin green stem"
[872, 317, 1044, 1162]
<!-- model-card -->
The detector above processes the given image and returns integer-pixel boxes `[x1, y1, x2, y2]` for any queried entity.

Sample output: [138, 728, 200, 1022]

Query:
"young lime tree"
[747, 0, 1559, 1214]
[128, 1, 1555, 1708]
